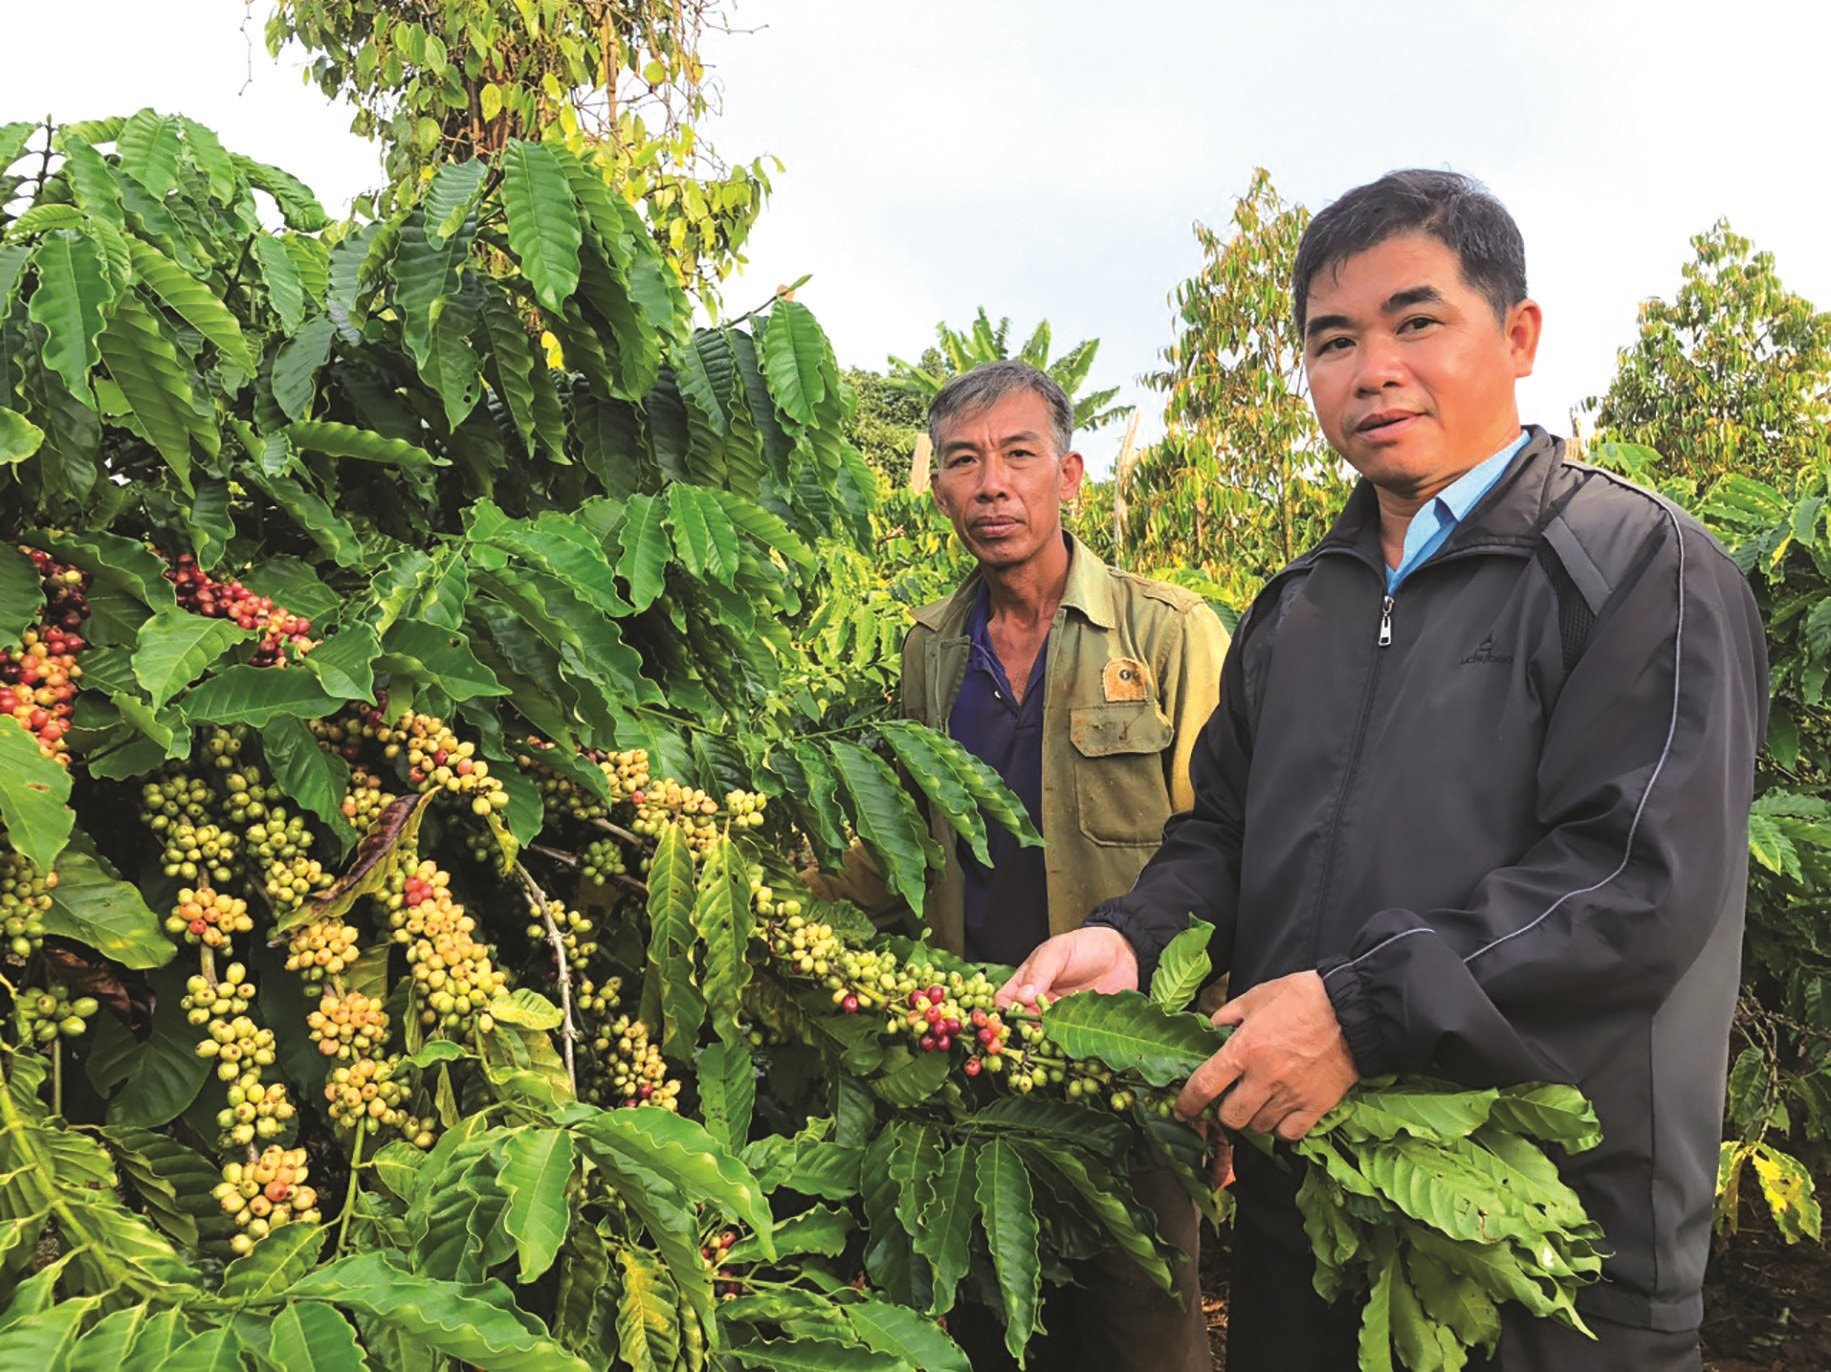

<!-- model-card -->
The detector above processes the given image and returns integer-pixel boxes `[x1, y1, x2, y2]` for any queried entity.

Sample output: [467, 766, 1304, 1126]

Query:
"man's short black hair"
[1291, 169, 1527, 336]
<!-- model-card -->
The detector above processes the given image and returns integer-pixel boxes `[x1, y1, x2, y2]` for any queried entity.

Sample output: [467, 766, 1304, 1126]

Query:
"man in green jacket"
[822, 359, 1228, 1368]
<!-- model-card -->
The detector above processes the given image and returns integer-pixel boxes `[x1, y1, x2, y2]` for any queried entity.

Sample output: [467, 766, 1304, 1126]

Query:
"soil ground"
[1195, 1211, 1831, 1370]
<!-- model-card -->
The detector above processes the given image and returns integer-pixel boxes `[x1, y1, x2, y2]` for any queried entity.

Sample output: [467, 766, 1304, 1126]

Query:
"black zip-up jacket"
[1088, 430, 1767, 1332]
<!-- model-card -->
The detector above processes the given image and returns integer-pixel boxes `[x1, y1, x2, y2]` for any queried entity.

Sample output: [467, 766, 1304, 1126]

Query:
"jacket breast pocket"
[1069, 703, 1174, 847]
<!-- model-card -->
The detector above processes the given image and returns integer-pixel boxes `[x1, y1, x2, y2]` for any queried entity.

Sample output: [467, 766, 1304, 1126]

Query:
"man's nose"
[1354, 334, 1406, 394]
[971, 455, 1012, 499]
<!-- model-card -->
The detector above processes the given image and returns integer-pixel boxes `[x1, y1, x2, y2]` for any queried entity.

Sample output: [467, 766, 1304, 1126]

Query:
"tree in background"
[842, 368, 926, 490]
[266, 0, 774, 305]
[1590, 220, 1831, 488]
[1127, 169, 1347, 609]
[886, 308, 1131, 437]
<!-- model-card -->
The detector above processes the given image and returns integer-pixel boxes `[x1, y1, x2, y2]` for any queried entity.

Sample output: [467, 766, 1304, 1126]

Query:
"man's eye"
[1316, 336, 1350, 354]
[1400, 316, 1438, 333]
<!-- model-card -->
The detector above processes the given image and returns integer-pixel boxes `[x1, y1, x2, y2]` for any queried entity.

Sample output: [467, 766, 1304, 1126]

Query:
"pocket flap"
[1069, 703, 1173, 757]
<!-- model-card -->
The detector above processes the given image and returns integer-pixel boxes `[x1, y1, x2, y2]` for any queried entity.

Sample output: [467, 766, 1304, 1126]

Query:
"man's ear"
[1507, 298, 1543, 379]
[1059, 450, 1085, 502]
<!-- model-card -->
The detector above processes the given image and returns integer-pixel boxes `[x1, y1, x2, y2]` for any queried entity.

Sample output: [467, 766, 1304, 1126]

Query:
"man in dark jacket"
[998, 170, 1768, 1370]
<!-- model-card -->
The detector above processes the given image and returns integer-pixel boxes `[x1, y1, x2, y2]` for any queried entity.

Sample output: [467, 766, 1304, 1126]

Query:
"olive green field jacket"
[818, 535, 1229, 957]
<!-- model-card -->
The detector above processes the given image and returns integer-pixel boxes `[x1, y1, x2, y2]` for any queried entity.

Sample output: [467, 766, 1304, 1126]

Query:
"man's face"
[931, 390, 1084, 571]
[1302, 232, 1542, 500]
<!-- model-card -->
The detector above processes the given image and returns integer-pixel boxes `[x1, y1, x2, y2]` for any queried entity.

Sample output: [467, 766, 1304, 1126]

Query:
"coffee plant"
[0, 114, 1608, 1371]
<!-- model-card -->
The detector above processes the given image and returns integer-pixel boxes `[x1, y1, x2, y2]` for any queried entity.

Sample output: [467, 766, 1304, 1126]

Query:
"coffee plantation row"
[0, 114, 1608, 1370]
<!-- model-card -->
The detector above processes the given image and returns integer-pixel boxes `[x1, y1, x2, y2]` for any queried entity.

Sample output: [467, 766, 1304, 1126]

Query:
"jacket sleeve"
[1320, 515, 1768, 1085]
[1157, 602, 1231, 814]
[1085, 620, 1251, 988]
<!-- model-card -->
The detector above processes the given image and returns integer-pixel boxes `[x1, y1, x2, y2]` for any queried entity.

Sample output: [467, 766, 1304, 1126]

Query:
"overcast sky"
[11, 1, 1830, 474]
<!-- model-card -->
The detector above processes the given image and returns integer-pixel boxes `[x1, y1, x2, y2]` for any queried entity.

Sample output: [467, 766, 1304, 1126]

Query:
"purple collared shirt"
[950, 586, 1050, 966]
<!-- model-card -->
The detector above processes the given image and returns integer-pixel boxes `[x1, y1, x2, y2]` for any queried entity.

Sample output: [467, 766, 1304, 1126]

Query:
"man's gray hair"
[927, 361, 1074, 459]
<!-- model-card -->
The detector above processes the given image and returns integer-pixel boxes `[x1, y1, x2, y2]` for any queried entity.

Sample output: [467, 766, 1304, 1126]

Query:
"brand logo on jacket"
[1461, 635, 1514, 666]
[1102, 657, 1150, 702]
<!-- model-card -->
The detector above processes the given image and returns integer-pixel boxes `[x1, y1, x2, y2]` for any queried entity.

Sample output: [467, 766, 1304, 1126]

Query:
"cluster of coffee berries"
[514, 746, 609, 824]
[185, 963, 298, 1149]
[528, 898, 597, 976]
[0, 550, 89, 763]
[308, 988, 389, 1061]
[385, 859, 506, 1032]
[140, 771, 238, 885]
[324, 1054, 430, 1143]
[603, 749, 652, 802]
[723, 790, 767, 829]
[339, 767, 397, 838]
[702, 1229, 743, 1298]
[399, 715, 507, 817]
[755, 906, 1169, 1108]
[310, 700, 389, 763]
[165, 552, 312, 667]
[588, 1013, 680, 1111]
[214, 1145, 319, 1254]
[13, 983, 98, 1042]
[285, 916, 361, 982]
[576, 973, 622, 1017]
[515, 742, 652, 823]
[0, 850, 54, 961]
[580, 838, 627, 885]
[165, 886, 252, 950]
[633, 793, 722, 853]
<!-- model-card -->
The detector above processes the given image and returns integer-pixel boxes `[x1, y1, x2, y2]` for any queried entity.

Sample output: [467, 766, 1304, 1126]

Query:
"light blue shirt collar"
[1387, 430, 1529, 591]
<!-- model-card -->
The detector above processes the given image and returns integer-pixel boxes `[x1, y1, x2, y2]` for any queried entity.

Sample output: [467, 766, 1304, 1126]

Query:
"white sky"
[11, 1, 1830, 475]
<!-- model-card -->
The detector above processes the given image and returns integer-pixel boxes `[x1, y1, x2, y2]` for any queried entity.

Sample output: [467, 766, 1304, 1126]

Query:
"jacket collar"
[1312, 425, 1564, 561]
[912, 532, 1115, 635]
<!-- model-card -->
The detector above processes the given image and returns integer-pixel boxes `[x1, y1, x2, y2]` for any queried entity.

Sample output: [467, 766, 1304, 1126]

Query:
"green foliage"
[1128, 169, 1348, 609]
[266, 0, 775, 305]
[886, 307, 1132, 439]
[1679, 454, 1831, 1243]
[1590, 220, 1831, 488]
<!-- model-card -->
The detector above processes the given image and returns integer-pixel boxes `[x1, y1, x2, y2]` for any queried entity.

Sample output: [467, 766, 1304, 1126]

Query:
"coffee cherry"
[165, 552, 313, 666]
[0, 850, 54, 961]
[13, 981, 96, 1043]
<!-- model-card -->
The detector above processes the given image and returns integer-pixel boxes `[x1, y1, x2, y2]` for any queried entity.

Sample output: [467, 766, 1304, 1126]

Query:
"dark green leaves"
[645, 823, 704, 1058]
[975, 1139, 1042, 1360]
[132, 608, 252, 708]
[28, 233, 112, 403]
[283, 1253, 592, 1371]
[1149, 917, 1214, 1011]
[498, 1129, 577, 1283]
[43, 842, 170, 969]
[827, 739, 936, 919]
[0, 719, 74, 871]
[500, 141, 582, 312]
[0, 407, 44, 464]
[1041, 989, 1227, 1087]
[0, 547, 41, 640]
[761, 299, 828, 428]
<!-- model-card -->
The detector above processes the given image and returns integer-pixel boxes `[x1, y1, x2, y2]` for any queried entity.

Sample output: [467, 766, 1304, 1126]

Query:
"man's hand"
[1174, 970, 1358, 1142]
[995, 926, 1139, 1009]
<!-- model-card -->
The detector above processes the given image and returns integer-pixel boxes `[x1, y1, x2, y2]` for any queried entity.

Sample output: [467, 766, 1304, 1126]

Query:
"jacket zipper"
[1300, 542, 1533, 966]
[1305, 554, 1391, 966]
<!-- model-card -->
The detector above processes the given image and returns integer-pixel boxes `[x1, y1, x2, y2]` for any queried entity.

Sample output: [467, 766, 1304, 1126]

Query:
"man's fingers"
[1177, 1043, 1243, 1121]
[1273, 1109, 1323, 1143]
[1218, 1076, 1273, 1133]
[996, 940, 1065, 1009]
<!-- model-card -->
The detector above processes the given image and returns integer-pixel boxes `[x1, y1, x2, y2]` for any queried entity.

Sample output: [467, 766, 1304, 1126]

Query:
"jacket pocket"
[1069, 703, 1174, 846]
